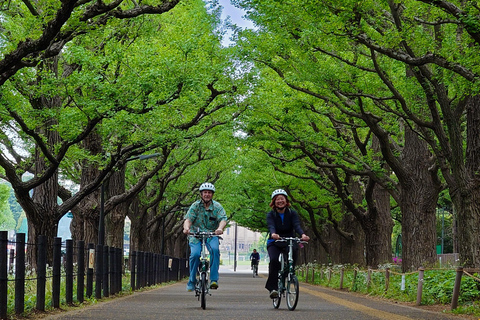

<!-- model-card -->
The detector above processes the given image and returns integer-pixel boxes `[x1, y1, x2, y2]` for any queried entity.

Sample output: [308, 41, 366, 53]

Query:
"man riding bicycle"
[183, 182, 227, 292]
[250, 249, 260, 275]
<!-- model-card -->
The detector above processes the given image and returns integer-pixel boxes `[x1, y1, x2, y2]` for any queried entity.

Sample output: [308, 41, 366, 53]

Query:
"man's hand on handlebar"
[301, 234, 310, 242]
[215, 228, 223, 235]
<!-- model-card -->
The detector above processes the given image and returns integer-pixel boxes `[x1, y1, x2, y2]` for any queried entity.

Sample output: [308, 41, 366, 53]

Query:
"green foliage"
[8, 186, 23, 223]
[298, 263, 480, 316]
[0, 183, 15, 230]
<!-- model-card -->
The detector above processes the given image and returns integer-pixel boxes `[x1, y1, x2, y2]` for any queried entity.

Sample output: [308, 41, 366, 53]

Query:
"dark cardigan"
[266, 207, 304, 243]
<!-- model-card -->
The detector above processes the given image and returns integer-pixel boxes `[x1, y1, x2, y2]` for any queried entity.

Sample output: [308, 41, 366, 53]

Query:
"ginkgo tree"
[229, 0, 480, 270]
[0, 0, 247, 264]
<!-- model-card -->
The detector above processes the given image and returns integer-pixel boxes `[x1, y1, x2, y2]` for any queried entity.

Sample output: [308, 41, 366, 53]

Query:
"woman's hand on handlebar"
[301, 234, 310, 242]
[215, 228, 223, 235]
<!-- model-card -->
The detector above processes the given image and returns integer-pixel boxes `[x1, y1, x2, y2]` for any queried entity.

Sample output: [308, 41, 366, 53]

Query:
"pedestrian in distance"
[183, 182, 227, 292]
[265, 189, 309, 299]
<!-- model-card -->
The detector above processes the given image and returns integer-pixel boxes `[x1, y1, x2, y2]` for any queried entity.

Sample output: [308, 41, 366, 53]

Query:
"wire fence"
[298, 263, 480, 310]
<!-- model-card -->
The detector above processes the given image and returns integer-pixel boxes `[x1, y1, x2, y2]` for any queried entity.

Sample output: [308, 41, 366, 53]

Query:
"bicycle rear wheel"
[200, 272, 207, 309]
[286, 275, 299, 311]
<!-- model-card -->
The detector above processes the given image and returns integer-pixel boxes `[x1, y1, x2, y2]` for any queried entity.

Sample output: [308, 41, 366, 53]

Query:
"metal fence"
[0, 231, 188, 320]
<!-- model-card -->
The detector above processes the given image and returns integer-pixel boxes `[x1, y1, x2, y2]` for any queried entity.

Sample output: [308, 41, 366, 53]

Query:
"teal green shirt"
[184, 200, 227, 243]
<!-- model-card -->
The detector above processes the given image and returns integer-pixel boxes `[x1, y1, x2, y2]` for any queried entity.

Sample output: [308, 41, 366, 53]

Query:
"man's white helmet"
[199, 182, 215, 192]
[271, 189, 288, 199]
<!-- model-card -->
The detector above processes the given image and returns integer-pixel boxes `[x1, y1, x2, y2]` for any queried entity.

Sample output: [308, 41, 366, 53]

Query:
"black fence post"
[109, 247, 115, 296]
[36, 235, 47, 311]
[86, 243, 94, 298]
[52, 237, 62, 308]
[15, 233, 26, 315]
[137, 251, 144, 290]
[147, 252, 152, 286]
[103, 245, 109, 298]
[8, 249, 14, 273]
[130, 251, 136, 291]
[144, 252, 149, 287]
[65, 239, 73, 304]
[142, 251, 147, 288]
[77, 240, 85, 303]
[163, 256, 168, 282]
[174, 258, 179, 281]
[0, 231, 7, 320]
[95, 244, 102, 299]
[116, 248, 122, 293]
[153, 254, 158, 285]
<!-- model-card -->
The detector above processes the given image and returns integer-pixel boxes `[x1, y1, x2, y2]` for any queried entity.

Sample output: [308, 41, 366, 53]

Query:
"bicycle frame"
[273, 237, 307, 311]
[278, 238, 295, 288]
[252, 259, 259, 278]
[189, 231, 218, 310]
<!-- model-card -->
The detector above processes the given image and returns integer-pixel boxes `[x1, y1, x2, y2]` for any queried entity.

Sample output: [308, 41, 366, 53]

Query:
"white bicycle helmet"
[271, 189, 288, 199]
[199, 182, 215, 192]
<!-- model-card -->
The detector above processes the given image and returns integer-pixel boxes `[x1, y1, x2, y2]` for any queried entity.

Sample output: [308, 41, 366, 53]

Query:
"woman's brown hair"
[269, 195, 291, 209]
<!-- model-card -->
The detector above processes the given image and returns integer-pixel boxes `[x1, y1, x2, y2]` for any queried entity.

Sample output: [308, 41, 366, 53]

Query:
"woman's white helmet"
[199, 182, 215, 192]
[271, 189, 288, 199]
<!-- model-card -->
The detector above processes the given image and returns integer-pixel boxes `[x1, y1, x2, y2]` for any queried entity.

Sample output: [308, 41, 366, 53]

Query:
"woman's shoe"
[269, 290, 279, 299]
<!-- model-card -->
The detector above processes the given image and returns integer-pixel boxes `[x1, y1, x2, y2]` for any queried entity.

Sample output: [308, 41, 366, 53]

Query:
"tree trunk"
[347, 137, 393, 268]
[400, 126, 440, 272]
[363, 183, 393, 268]
[451, 96, 480, 267]
[26, 91, 62, 266]
[70, 129, 102, 248]
[105, 167, 127, 249]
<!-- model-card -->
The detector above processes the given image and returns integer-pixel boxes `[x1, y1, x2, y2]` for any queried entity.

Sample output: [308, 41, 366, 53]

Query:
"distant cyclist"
[265, 189, 309, 299]
[250, 249, 260, 275]
[183, 182, 227, 292]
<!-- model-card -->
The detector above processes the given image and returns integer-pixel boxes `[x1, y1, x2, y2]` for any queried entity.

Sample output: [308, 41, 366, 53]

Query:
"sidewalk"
[43, 268, 470, 320]
[219, 263, 268, 274]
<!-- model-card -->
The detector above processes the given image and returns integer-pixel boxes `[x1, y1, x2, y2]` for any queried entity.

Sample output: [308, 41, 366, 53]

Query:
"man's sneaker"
[269, 290, 279, 299]
[186, 282, 195, 292]
[210, 281, 218, 289]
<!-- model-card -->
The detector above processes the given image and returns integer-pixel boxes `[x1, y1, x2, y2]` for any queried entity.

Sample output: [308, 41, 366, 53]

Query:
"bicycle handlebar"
[275, 237, 308, 244]
[188, 231, 223, 240]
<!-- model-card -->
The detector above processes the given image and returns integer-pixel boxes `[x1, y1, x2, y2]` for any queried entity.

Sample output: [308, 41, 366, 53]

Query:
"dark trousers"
[265, 244, 298, 291]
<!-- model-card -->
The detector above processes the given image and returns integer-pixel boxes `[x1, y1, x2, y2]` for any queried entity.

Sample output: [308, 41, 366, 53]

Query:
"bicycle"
[272, 237, 307, 311]
[252, 260, 259, 278]
[189, 231, 220, 309]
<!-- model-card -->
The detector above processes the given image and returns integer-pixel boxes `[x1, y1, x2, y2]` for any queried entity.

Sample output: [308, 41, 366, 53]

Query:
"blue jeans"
[188, 237, 220, 285]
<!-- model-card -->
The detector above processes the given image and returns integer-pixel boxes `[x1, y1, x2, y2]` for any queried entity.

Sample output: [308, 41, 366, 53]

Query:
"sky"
[219, 0, 253, 28]
[217, 0, 255, 45]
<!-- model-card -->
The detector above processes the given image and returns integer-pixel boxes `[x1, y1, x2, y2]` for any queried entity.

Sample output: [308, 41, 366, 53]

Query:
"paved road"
[45, 266, 470, 320]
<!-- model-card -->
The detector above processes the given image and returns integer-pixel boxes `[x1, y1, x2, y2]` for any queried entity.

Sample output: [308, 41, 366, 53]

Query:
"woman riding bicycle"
[265, 189, 309, 299]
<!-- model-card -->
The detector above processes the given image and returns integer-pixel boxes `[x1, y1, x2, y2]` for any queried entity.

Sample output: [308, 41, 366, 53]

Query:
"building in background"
[219, 221, 265, 265]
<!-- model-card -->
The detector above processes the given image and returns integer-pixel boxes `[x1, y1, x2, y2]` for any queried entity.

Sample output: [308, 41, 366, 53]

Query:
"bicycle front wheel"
[273, 276, 283, 309]
[200, 272, 207, 309]
[272, 294, 281, 309]
[286, 275, 299, 311]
